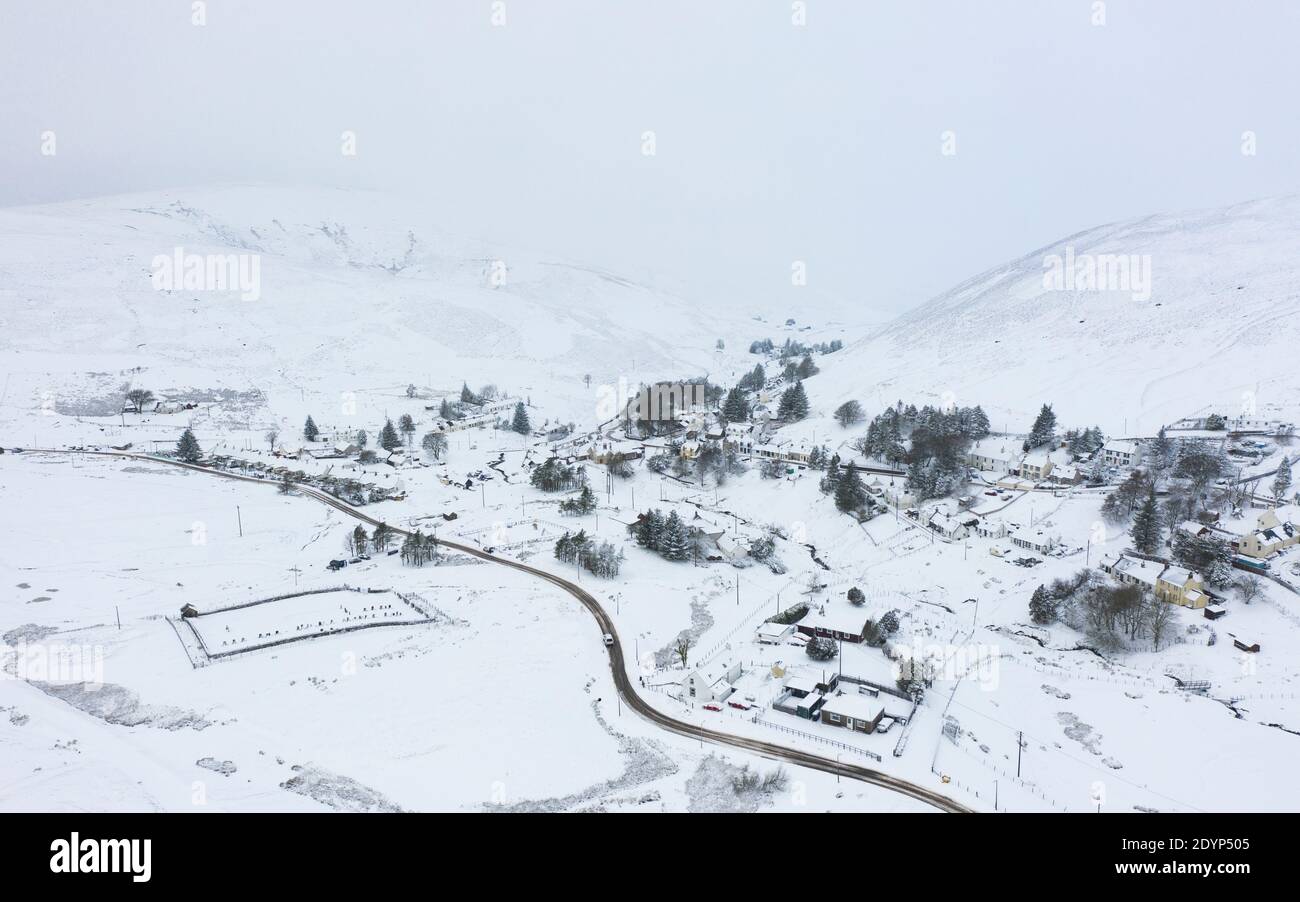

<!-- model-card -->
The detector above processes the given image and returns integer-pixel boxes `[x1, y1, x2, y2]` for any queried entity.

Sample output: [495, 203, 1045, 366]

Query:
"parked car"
[327, 559, 347, 571]
[702, 703, 723, 712]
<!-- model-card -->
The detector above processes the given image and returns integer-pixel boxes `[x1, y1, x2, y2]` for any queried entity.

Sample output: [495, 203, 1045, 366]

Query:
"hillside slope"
[0, 185, 784, 435]
[813, 195, 1300, 435]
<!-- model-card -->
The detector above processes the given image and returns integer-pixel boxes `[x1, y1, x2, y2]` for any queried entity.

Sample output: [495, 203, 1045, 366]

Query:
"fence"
[752, 716, 883, 762]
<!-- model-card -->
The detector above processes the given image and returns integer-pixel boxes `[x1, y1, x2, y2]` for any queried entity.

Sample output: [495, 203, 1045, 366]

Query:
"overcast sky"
[3, 0, 1299, 317]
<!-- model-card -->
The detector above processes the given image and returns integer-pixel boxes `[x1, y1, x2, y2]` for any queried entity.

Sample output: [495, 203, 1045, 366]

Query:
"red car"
[702, 703, 723, 712]
[728, 700, 751, 710]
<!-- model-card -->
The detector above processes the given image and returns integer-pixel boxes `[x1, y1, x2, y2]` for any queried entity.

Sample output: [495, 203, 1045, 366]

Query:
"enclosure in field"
[174, 587, 438, 664]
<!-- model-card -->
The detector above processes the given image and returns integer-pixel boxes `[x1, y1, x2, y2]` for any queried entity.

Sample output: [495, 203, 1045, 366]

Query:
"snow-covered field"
[4, 186, 1300, 813]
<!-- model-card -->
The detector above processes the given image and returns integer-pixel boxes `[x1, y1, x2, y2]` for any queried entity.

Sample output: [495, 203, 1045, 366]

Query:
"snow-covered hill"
[0, 185, 819, 436]
[811, 195, 1300, 436]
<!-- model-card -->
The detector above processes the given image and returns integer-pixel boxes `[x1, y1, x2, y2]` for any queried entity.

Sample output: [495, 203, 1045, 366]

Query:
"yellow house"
[1237, 506, 1298, 560]
[1155, 565, 1209, 609]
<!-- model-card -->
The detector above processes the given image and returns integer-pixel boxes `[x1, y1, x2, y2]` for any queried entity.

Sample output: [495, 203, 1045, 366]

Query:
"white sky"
[2, 0, 1299, 317]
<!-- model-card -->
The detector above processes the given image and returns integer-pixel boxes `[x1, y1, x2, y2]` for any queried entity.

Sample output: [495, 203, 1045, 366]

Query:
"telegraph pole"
[1017, 730, 1024, 778]
[236, 506, 243, 537]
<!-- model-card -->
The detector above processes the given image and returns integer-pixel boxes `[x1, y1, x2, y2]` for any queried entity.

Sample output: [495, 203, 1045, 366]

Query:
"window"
[689, 686, 696, 698]
[828, 713, 840, 723]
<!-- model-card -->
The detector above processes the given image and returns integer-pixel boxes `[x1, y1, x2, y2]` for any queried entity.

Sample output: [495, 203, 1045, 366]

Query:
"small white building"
[681, 662, 743, 703]
[756, 621, 795, 645]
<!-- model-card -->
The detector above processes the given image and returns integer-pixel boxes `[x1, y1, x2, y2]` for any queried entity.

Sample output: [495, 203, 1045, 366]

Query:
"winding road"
[16, 447, 971, 813]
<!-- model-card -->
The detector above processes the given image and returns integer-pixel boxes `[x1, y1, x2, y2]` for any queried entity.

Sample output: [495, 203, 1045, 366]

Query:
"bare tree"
[1237, 574, 1263, 605]
[265, 429, 278, 451]
[674, 636, 692, 669]
[1147, 593, 1175, 649]
[125, 388, 154, 413]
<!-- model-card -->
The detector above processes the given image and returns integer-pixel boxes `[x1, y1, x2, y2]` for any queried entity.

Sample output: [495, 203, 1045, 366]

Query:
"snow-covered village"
[2, 3, 1299, 878]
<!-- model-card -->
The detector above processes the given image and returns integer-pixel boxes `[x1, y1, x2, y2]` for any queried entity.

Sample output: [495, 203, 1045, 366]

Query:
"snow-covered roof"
[1104, 440, 1138, 455]
[820, 694, 885, 723]
[968, 438, 1018, 462]
[1112, 555, 1162, 586]
[1159, 565, 1198, 587]
[784, 675, 819, 695]
[800, 605, 870, 637]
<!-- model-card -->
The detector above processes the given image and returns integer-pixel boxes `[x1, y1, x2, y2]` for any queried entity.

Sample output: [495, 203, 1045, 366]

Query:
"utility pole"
[1017, 730, 1023, 778]
[115, 606, 121, 630]
[236, 506, 243, 537]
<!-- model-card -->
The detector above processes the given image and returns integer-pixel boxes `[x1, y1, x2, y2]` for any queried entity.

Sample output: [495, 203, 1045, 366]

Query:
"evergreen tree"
[847, 586, 865, 606]
[1028, 585, 1057, 625]
[1130, 488, 1163, 554]
[303, 415, 320, 442]
[176, 427, 202, 463]
[1024, 403, 1057, 450]
[511, 401, 531, 435]
[819, 454, 842, 494]
[796, 354, 819, 379]
[661, 511, 691, 561]
[777, 381, 809, 421]
[356, 429, 368, 448]
[460, 382, 477, 404]
[1151, 426, 1174, 473]
[721, 387, 750, 423]
[439, 398, 457, 421]
[398, 414, 415, 444]
[966, 405, 991, 440]
[834, 466, 867, 512]
[1274, 455, 1293, 503]
[379, 418, 401, 452]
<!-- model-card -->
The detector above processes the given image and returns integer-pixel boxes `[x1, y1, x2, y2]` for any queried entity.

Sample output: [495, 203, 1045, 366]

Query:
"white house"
[1018, 449, 1055, 482]
[680, 662, 743, 703]
[967, 439, 1020, 474]
[1102, 440, 1138, 468]
[756, 621, 795, 645]
[928, 509, 978, 539]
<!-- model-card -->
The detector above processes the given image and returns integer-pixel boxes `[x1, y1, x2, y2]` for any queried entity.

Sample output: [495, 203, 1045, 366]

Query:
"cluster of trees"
[1063, 426, 1106, 458]
[554, 530, 623, 578]
[1172, 530, 1235, 586]
[628, 509, 698, 562]
[855, 401, 990, 465]
[400, 530, 440, 567]
[748, 337, 843, 357]
[559, 485, 597, 515]
[530, 458, 587, 492]
[1028, 570, 1177, 649]
[721, 386, 750, 422]
[737, 364, 766, 392]
[818, 455, 870, 513]
[777, 381, 810, 421]
[345, 522, 400, 557]
[779, 354, 820, 382]
[833, 400, 864, 428]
